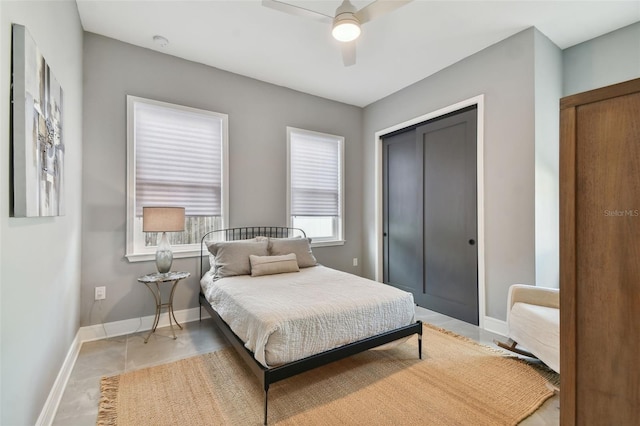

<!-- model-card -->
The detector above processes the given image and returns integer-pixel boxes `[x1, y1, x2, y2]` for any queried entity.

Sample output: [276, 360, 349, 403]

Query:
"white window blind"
[134, 102, 222, 217]
[290, 130, 341, 217]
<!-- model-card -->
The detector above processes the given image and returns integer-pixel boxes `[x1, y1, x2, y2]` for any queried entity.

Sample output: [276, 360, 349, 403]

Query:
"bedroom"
[1, 0, 639, 425]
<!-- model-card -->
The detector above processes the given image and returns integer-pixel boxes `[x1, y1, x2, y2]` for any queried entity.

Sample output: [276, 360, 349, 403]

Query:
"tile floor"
[52, 306, 559, 425]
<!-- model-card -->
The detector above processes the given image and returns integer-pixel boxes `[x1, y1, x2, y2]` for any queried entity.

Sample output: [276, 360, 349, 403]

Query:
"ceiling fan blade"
[261, 0, 333, 23]
[355, 0, 412, 24]
[341, 41, 356, 67]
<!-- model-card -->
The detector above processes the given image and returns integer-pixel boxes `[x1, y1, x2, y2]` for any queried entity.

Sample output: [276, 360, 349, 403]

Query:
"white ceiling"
[76, 0, 640, 107]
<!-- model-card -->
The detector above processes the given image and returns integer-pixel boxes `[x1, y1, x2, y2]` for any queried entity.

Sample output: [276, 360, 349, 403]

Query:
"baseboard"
[35, 332, 82, 426]
[483, 316, 508, 337]
[38, 307, 202, 425]
[78, 306, 202, 342]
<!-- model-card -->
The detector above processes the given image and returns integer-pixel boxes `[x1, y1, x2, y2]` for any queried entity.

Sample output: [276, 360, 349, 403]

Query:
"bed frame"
[199, 226, 423, 425]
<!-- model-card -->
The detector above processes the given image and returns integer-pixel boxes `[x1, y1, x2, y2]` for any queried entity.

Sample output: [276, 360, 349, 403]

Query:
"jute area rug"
[97, 324, 558, 426]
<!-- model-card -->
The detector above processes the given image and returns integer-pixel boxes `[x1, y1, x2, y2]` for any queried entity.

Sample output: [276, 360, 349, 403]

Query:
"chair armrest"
[508, 284, 559, 311]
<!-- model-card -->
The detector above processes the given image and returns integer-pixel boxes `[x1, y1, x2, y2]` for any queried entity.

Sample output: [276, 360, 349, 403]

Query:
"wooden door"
[560, 78, 640, 425]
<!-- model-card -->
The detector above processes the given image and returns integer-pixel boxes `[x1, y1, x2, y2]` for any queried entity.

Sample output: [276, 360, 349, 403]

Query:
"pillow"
[268, 237, 317, 268]
[249, 253, 300, 277]
[207, 239, 268, 279]
[206, 238, 259, 271]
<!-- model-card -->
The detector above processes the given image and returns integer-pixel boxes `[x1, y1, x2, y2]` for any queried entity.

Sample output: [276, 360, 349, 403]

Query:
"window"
[126, 96, 228, 261]
[287, 127, 344, 246]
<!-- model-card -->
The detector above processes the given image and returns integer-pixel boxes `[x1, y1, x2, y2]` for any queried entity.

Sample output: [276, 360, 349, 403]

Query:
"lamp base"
[155, 232, 173, 273]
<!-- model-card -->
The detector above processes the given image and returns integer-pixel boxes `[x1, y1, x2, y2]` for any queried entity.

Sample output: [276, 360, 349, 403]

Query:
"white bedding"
[201, 265, 415, 368]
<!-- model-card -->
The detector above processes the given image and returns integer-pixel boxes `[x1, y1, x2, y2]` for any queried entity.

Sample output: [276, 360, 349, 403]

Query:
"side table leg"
[168, 280, 183, 331]
[164, 280, 180, 340]
[167, 304, 177, 340]
[144, 282, 162, 343]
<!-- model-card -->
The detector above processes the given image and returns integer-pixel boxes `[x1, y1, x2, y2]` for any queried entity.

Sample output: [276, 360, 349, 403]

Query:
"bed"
[198, 226, 423, 425]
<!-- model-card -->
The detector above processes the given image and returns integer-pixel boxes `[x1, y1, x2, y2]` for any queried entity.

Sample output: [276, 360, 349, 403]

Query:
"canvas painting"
[11, 24, 64, 217]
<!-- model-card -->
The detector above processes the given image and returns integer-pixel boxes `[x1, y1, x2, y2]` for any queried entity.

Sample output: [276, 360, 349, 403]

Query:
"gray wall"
[1, 6, 3, 422]
[0, 1, 83, 424]
[362, 28, 537, 321]
[563, 21, 640, 96]
[81, 33, 363, 326]
[0, 4, 3, 422]
[534, 30, 562, 288]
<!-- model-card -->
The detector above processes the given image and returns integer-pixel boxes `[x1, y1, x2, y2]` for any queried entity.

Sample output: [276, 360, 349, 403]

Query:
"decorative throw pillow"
[249, 253, 300, 277]
[268, 237, 317, 268]
[207, 239, 268, 279]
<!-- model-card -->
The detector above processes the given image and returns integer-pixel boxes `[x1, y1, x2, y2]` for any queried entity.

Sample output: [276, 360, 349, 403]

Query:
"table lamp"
[142, 206, 185, 273]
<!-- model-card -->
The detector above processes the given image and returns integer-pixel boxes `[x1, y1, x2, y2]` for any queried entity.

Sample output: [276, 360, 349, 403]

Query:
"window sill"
[310, 240, 345, 248]
[126, 249, 201, 263]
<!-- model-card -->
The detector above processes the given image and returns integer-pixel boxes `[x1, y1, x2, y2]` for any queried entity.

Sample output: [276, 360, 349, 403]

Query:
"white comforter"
[201, 265, 415, 368]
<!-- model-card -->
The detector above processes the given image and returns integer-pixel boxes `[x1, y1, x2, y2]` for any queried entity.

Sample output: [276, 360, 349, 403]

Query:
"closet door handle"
[468, 239, 476, 245]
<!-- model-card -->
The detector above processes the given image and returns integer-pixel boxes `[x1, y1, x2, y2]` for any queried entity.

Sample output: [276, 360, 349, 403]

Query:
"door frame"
[374, 95, 486, 328]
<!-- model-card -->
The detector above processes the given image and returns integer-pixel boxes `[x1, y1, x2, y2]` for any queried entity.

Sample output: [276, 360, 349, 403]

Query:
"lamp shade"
[142, 207, 185, 232]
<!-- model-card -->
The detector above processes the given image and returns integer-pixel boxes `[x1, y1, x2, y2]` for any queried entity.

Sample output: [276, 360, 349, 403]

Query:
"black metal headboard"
[200, 226, 306, 277]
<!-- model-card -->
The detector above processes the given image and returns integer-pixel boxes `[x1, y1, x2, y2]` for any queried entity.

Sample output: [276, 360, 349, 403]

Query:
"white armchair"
[496, 284, 560, 373]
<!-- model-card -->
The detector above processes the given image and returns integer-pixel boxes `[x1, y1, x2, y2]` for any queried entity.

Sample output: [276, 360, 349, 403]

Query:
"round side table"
[137, 271, 190, 343]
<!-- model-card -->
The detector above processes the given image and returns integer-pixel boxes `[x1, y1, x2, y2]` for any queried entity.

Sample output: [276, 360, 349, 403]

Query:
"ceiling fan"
[262, 0, 412, 66]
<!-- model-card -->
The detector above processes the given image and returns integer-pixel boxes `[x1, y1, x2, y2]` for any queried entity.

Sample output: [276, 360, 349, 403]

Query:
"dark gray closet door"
[417, 108, 478, 324]
[382, 129, 423, 296]
[382, 106, 478, 325]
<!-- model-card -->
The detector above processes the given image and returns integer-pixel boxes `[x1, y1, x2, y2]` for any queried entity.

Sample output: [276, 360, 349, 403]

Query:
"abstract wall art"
[11, 23, 64, 217]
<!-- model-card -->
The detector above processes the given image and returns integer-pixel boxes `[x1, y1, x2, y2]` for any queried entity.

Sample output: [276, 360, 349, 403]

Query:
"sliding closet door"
[383, 106, 478, 325]
[417, 108, 478, 325]
[382, 129, 423, 296]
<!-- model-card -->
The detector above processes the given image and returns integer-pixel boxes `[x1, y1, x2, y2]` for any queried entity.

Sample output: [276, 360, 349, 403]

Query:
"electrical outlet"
[95, 286, 106, 300]
[353, 258, 358, 267]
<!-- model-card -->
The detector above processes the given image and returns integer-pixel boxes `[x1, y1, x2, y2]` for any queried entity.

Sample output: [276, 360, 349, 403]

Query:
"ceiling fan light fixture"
[332, 14, 361, 42]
